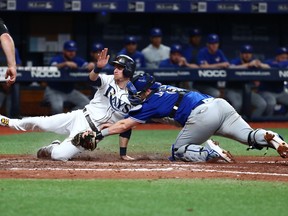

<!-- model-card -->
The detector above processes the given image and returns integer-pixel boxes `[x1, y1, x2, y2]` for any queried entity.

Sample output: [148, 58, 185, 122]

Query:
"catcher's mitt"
[71, 130, 100, 151]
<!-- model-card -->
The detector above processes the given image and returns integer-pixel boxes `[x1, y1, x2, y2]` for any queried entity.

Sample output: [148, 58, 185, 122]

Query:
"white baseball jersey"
[141, 44, 170, 68]
[85, 74, 132, 127]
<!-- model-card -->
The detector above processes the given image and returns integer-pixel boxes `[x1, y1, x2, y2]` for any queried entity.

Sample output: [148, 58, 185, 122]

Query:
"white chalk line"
[4, 167, 288, 177]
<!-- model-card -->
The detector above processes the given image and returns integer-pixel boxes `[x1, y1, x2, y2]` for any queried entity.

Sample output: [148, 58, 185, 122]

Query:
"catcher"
[72, 73, 288, 163]
[0, 49, 136, 161]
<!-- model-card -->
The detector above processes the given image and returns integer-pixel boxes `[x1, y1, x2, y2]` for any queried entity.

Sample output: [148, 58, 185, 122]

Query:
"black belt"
[83, 107, 98, 132]
[169, 92, 185, 118]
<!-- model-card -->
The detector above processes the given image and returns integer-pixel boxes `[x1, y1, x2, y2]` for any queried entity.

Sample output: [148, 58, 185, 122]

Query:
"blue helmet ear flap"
[126, 81, 143, 106]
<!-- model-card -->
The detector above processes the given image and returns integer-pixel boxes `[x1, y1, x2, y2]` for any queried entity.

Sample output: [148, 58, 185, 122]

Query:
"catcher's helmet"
[110, 55, 136, 79]
[127, 73, 161, 105]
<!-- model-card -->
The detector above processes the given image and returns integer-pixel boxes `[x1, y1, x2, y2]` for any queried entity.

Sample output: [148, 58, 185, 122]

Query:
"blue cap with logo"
[189, 28, 201, 37]
[91, 42, 104, 52]
[240, 44, 254, 53]
[150, 27, 162, 37]
[207, 34, 219, 44]
[125, 36, 137, 44]
[276, 47, 288, 55]
[170, 44, 182, 54]
[63, 40, 77, 51]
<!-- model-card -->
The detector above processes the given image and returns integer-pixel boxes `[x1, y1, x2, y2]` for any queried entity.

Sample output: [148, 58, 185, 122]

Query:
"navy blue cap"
[170, 44, 182, 53]
[189, 28, 201, 37]
[125, 36, 137, 44]
[150, 28, 162, 37]
[63, 40, 77, 51]
[240, 44, 254, 53]
[91, 42, 104, 52]
[276, 47, 288, 55]
[207, 34, 219, 44]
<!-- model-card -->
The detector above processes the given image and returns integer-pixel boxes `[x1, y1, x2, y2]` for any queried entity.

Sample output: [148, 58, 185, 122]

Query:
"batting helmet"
[127, 73, 161, 105]
[110, 55, 136, 79]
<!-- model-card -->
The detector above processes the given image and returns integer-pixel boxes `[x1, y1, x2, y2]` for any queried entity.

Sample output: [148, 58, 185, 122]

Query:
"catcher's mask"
[110, 54, 136, 79]
[127, 73, 161, 106]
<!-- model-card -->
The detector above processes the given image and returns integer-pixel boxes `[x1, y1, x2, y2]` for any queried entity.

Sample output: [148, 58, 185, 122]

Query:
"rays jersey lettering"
[103, 85, 131, 114]
[86, 74, 132, 124]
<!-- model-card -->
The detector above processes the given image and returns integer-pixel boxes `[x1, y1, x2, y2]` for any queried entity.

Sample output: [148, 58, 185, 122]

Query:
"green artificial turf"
[0, 179, 287, 216]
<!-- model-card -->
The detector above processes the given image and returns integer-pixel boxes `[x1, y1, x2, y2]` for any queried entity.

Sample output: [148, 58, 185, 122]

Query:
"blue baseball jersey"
[117, 49, 146, 68]
[197, 47, 228, 65]
[159, 58, 181, 68]
[182, 45, 200, 64]
[49, 55, 88, 93]
[128, 85, 212, 126]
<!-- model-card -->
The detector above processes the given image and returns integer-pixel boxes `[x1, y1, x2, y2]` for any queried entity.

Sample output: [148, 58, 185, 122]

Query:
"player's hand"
[120, 155, 136, 161]
[66, 61, 78, 69]
[99, 122, 112, 130]
[5, 66, 17, 86]
[97, 48, 110, 68]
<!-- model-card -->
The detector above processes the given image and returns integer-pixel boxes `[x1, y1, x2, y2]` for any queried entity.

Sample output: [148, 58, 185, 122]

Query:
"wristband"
[101, 128, 109, 137]
[93, 67, 102, 73]
[120, 147, 127, 156]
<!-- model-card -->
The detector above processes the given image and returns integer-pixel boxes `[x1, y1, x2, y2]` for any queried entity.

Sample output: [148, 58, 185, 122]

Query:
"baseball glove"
[71, 130, 100, 151]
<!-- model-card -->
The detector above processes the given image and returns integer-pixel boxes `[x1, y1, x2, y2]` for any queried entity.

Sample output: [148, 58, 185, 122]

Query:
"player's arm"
[0, 19, 17, 85]
[97, 118, 139, 139]
[119, 129, 135, 161]
[89, 48, 110, 81]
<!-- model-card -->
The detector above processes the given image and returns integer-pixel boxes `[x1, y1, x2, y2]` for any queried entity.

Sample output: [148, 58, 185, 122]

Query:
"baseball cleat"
[264, 132, 288, 158]
[0, 115, 9, 127]
[37, 140, 61, 159]
[205, 139, 235, 163]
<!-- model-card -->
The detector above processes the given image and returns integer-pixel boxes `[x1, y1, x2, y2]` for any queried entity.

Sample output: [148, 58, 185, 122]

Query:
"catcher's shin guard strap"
[83, 108, 98, 132]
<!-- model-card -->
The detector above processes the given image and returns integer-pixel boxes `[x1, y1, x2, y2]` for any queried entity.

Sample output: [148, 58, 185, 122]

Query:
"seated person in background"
[117, 35, 146, 68]
[89, 42, 112, 70]
[182, 28, 203, 64]
[195, 33, 230, 98]
[141, 27, 170, 69]
[227, 44, 270, 118]
[258, 47, 288, 116]
[159, 43, 198, 89]
[44, 40, 94, 114]
[0, 47, 22, 117]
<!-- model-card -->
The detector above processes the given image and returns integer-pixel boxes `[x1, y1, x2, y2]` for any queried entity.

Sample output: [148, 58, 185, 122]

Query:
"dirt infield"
[0, 154, 288, 182]
[1, 123, 288, 182]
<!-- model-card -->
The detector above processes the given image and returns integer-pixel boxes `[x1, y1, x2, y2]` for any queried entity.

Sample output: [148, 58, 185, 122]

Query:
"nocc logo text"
[198, 70, 227, 77]
[31, 69, 61, 78]
[279, 70, 288, 78]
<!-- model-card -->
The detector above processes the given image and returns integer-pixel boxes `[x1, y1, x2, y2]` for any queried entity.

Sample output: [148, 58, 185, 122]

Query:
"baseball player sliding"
[0, 49, 136, 161]
[76, 73, 288, 163]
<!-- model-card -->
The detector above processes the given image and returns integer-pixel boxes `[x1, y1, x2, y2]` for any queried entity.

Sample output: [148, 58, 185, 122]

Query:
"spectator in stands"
[117, 35, 146, 68]
[0, 47, 21, 117]
[89, 42, 112, 70]
[194, 33, 230, 97]
[182, 28, 203, 64]
[258, 47, 288, 116]
[141, 27, 170, 69]
[44, 40, 94, 114]
[227, 44, 270, 118]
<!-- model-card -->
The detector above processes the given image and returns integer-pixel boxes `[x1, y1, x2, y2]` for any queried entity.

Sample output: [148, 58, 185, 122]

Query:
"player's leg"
[250, 92, 267, 118]
[0, 110, 83, 135]
[67, 90, 90, 110]
[173, 140, 234, 163]
[172, 98, 233, 162]
[215, 99, 288, 158]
